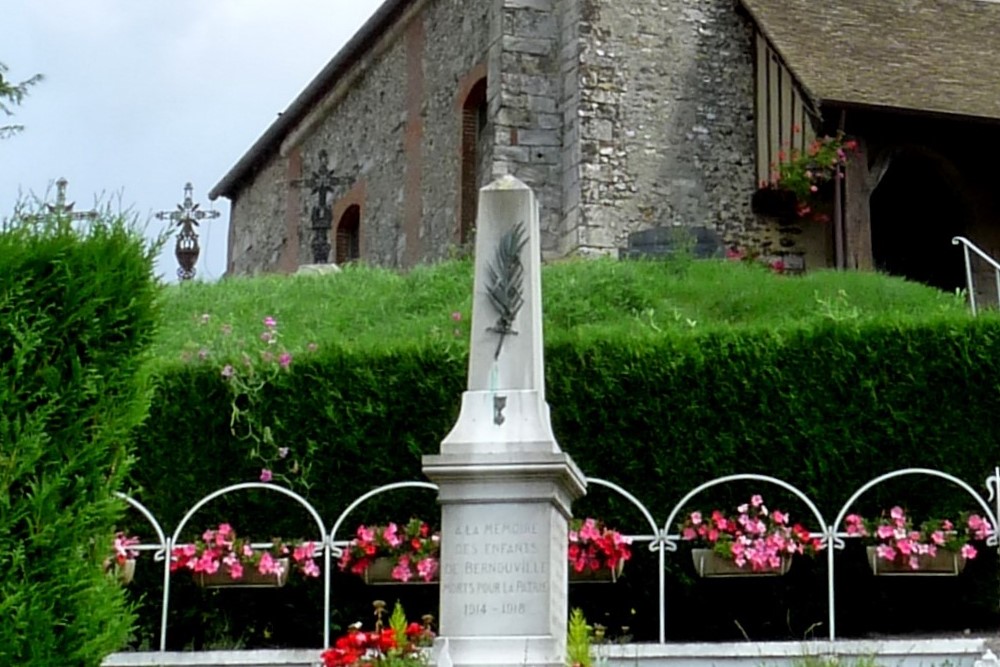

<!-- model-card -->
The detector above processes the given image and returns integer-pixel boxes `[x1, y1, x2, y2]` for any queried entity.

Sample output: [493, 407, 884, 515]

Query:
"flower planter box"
[865, 546, 966, 576]
[691, 548, 792, 578]
[568, 564, 621, 584]
[363, 557, 436, 585]
[194, 558, 290, 588]
[751, 187, 799, 219]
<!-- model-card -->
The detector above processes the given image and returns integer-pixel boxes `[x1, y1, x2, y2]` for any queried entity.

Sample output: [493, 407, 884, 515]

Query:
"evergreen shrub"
[130, 306, 1000, 647]
[0, 211, 160, 665]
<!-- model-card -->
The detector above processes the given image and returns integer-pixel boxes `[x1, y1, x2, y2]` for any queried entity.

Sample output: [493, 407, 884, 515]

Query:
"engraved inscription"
[440, 506, 551, 635]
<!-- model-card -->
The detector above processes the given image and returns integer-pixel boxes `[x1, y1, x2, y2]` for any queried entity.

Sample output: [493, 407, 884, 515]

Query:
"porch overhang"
[739, 0, 1000, 123]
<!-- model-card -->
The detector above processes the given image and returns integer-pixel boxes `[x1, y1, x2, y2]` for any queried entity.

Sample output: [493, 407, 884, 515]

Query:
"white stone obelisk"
[423, 176, 586, 667]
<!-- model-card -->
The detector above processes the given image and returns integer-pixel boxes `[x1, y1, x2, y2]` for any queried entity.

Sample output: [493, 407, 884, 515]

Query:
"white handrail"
[951, 236, 1000, 315]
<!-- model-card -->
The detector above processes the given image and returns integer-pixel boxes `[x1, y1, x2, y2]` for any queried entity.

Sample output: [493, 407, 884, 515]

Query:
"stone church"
[210, 0, 1000, 293]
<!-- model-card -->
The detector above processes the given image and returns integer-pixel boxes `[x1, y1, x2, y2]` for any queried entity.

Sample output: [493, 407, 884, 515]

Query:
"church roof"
[740, 0, 1000, 121]
[210, 0, 414, 200]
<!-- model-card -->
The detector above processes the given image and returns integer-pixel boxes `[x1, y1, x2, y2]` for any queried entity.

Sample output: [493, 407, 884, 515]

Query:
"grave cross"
[45, 177, 98, 221]
[155, 182, 219, 281]
[295, 149, 351, 264]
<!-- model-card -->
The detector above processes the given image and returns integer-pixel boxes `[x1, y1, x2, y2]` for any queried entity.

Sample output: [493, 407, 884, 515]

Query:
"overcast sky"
[0, 0, 384, 282]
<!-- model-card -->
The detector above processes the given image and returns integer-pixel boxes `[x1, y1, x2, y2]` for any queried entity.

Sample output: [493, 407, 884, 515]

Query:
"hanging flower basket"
[692, 548, 792, 578]
[865, 546, 966, 576]
[679, 495, 822, 578]
[105, 557, 137, 585]
[195, 557, 290, 588]
[846, 509, 989, 577]
[751, 187, 799, 220]
[363, 557, 437, 585]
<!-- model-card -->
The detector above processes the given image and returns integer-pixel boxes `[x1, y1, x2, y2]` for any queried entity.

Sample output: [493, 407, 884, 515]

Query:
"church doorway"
[869, 149, 970, 292]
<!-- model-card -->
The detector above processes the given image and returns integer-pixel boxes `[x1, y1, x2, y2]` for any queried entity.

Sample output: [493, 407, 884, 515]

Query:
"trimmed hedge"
[0, 213, 160, 665]
[127, 309, 1000, 648]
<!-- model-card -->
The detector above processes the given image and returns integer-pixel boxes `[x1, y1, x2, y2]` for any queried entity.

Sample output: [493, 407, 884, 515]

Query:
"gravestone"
[423, 177, 586, 667]
[619, 225, 722, 260]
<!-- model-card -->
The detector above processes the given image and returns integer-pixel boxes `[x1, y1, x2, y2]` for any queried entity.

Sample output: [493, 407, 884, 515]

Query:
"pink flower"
[391, 556, 412, 582]
[229, 561, 244, 580]
[451, 311, 462, 322]
[771, 510, 787, 525]
[689, 511, 702, 525]
[890, 506, 905, 522]
[417, 557, 438, 582]
[875, 544, 896, 562]
[279, 352, 293, 369]
[259, 468, 273, 482]
[302, 560, 321, 577]
[961, 543, 978, 559]
[263, 316, 277, 329]
[876, 525, 894, 540]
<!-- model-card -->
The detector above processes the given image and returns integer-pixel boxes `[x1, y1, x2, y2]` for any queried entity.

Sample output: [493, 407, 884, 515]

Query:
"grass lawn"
[151, 257, 971, 364]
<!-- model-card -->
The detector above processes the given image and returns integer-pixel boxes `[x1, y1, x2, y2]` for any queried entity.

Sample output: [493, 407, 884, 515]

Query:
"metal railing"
[952, 236, 1000, 315]
[117, 467, 1000, 650]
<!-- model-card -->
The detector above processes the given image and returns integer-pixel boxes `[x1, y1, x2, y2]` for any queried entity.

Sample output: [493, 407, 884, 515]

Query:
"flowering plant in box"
[845, 506, 993, 570]
[104, 531, 140, 582]
[567, 518, 632, 577]
[678, 495, 823, 571]
[755, 131, 859, 221]
[338, 519, 440, 583]
[170, 523, 320, 581]
[321, 600, 434, 667]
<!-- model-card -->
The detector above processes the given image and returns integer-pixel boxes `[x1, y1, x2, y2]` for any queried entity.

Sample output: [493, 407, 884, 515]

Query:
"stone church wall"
[571, 0, 759, 254]
[228, 0, 491, 274]
[228, 157, 288, 275]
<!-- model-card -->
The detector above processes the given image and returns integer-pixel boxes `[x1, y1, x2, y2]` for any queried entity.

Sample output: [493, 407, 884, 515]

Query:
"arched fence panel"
[113, 466, 1000, 650]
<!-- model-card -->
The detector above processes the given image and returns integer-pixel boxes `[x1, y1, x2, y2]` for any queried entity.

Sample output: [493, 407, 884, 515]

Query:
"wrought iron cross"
[155, 182, 220, 281]
[296, 149, 351, 264]
[45, 177, 98, 221]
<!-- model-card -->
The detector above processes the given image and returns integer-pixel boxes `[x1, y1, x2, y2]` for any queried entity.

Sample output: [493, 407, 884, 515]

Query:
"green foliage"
[567, 608, 593, 667]
[128, 259, 1000, 648]
[0, 208, 161, 665]
[0, 60, 43, 139]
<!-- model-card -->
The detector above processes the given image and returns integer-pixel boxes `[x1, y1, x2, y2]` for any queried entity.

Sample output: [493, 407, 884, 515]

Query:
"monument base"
[423, 452, 586, 667]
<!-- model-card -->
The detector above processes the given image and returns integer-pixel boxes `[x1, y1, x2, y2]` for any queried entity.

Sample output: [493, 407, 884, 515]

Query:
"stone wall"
[228, 157, 290, 275]
[227, 0, 491, 274]
[571, 0, 759, 255]
[420, 0, 492, 261]
[489, 0, 566, 253]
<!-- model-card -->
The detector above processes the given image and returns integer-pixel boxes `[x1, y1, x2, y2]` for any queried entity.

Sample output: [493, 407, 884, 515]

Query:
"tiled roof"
[740, 0, 1000, 121]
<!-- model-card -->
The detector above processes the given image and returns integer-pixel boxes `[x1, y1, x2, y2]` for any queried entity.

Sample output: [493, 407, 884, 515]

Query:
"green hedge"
[125, 309, 1000, 648]
[0, 213, 160, 664]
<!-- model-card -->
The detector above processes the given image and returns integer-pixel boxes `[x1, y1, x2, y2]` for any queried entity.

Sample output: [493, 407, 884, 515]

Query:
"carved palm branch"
[486, 221, 528, 359]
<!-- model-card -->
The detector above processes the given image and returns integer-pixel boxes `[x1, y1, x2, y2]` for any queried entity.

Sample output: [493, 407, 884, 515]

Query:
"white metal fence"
[119, 467, 1000, 650]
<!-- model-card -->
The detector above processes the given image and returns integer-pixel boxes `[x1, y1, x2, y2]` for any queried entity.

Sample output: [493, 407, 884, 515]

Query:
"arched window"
[335, 204, 361, 265]
[460, 77, 488, 245]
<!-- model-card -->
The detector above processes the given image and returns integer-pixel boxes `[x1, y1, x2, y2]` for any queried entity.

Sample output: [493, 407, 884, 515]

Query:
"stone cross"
[423, 177, 586, 667]
[155, 182, 219, 281]
[297, 149, 351, 264]
[45, 177, 98, 221]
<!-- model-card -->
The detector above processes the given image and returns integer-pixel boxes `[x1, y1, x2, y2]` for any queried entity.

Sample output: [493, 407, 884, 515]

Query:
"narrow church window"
[335, 204, 361, 265]
[460, 77, 488, 245]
